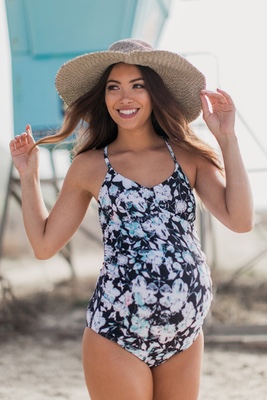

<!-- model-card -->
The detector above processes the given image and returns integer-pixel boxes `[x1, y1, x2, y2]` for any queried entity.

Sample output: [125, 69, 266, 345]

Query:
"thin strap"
[104, 141, 177, 167]
[103, 146, 110, 167]
[165, 140, 177, 163]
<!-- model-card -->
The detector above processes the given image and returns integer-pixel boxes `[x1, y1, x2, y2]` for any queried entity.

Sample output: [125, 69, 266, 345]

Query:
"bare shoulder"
[67, 148, 107, 198]
[72, 149, 105, 173]
[172, 143, 223, 195]
[170, 143, 203, 188]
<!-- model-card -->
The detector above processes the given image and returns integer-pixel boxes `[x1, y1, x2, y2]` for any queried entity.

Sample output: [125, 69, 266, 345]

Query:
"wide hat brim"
[55, 47, 206, 123]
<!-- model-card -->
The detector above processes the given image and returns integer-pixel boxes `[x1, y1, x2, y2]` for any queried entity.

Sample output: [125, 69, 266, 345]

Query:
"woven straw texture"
[55, 39, 206, 122]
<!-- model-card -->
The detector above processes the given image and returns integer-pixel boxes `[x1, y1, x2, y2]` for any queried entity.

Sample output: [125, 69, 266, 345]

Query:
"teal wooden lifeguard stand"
[0, 0, 172, 272]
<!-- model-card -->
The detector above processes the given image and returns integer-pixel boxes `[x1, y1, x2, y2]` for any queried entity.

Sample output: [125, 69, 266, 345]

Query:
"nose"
[119, 88, 134, 104]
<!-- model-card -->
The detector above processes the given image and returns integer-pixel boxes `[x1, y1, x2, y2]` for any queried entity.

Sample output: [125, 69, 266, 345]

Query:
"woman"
[10, 39, 254, 400]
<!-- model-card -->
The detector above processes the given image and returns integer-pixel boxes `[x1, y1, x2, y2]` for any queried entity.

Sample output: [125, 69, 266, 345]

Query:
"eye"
[133, 83, 145, 89]
[106, 84, 119, 91]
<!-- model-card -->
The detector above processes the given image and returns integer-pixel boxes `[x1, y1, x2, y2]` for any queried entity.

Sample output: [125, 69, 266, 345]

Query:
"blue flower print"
[109, 184, 119, 196]
[132, 276, 158, 306]
[100, 185, 112, 207]
[103, 280, 121, 304]
[87, 140, 212, 368]
[89, 309, 106, 331]
[124, 221, 146, 237]
[130, 315, 150, 338]
[182, 250, 195, 265]
[142, 217, 169, 240]
[122, 190, 148, 213]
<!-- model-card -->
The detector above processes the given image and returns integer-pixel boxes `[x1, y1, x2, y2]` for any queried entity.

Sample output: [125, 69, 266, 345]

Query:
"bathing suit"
[86, 140, 212, 367]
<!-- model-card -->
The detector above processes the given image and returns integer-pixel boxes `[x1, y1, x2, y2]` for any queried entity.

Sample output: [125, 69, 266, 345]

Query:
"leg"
[82, 328, 153, 400]
[152, 331, 204, 400]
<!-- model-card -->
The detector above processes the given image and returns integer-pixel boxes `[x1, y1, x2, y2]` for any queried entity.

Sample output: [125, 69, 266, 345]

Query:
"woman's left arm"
[195, 88, 254, 233]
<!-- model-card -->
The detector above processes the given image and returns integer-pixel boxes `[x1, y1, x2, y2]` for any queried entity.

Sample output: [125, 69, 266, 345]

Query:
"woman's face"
[105, 63, 153, 133]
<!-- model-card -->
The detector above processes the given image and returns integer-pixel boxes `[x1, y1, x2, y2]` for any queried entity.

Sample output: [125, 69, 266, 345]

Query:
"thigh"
[152, 331, 204, 400]
[82, 328, 153, 400]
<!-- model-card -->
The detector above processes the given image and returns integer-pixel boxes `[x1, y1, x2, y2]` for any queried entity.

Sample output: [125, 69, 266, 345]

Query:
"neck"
[114, 127, 163, 151]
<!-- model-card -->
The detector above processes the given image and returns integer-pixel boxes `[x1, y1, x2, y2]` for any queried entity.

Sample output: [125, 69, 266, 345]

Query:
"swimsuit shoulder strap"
[103, 146, 111, 167]
[104, 141, 177, 168]
[165, 140, 178, 163]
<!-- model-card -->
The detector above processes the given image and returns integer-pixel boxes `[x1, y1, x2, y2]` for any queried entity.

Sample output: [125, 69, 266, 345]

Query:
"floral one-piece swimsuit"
[86, 139, 212, 367]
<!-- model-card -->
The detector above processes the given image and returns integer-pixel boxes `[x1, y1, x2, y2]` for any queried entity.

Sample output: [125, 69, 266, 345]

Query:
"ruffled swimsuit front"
[86, 140, 212, 367]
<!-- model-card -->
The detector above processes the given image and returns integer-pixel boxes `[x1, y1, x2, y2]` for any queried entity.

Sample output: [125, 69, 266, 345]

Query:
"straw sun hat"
[55, 38, 206, 123]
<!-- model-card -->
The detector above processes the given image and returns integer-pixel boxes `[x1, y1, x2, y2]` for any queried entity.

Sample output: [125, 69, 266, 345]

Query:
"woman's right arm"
[10, 125, 92, 259]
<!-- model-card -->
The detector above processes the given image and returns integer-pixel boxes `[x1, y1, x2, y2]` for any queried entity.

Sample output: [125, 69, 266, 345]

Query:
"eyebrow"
[106, 77, 145, 84]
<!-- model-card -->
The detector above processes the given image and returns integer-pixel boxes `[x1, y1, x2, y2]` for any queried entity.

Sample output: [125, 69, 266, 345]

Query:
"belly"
[86, 251, 212, 347]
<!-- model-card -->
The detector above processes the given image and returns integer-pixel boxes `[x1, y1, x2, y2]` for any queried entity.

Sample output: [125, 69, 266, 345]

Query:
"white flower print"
[172, 261, 183, 273]
[91, 309, 106, 331]
[181, 301, 196, 327]
[113, 174, 138, 189]
[100, 185, 112, 207]
[117, 254, 128, 266]
[150, 324, 177, 344]
[180, 335, 195, 351]
[113, 293, 132, 318]
[131, 276, 158, 306]
[130, 315, 150, 338]
[104, 261, 120, 278]
[175, 200, 187, 214]
[142, 217, 169, 240]
[124, 221, 146, 237]
[104, 245, 115, 259]
[103, 280, 121, 304]
[154, 184, 172, 201]
[170, 279, 189, 313]
[145, 250, 164, 267]
[86, 141, 212, 368]
[138, 306, 153, 319]
[116, 190, 148, 214]
[182, 250, 195, 265]
[109, 184, 119, 196]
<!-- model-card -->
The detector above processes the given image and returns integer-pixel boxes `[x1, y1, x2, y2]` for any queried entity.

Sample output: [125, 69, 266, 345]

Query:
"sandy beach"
[1, 320, 267, 400]
[1, 203, 267, 400]
[1, 251, 267, 400]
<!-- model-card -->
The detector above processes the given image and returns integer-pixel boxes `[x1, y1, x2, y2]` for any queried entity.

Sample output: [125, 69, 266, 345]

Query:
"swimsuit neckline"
[103, 140, 179, 190]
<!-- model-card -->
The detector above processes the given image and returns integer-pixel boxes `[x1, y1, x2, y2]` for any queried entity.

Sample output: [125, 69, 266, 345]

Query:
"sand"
[1, 249, 267, 400]
[1, 202, 267, 399]
[0, 329, 267, 400]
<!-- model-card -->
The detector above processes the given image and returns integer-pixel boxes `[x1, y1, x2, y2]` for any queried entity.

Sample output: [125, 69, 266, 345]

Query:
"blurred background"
[1, 0, 267, 336]
[1, 2, 267, 399]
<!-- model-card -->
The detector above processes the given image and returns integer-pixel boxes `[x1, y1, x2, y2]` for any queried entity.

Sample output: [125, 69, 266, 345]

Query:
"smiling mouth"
[118, 108, 138, 116]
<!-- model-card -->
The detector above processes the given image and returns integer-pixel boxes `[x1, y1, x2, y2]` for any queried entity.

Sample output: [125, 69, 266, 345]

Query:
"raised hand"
[9, 124, 39, 174]
[200, 88, 236, 142]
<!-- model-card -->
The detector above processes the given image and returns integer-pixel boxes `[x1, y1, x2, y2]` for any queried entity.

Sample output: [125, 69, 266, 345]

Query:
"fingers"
[200, 91, 211, 116]
[216, 88, 233, 101]
[201, 88, 234, 105]
[9, 125, 35, 152]
[10, 134, 28, 152]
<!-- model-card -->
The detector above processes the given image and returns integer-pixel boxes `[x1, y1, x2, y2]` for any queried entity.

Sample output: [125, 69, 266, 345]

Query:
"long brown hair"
[35, 63, 222, 170]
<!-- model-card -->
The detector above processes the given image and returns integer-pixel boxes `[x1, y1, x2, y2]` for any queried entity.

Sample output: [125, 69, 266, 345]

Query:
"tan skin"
[10, 63, 254, 399]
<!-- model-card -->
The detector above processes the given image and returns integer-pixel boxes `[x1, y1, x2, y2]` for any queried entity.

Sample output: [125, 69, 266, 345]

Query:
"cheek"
[105, 95, 113, 114]
[105, 96, 118, 121]
[144, 97, 153, 114]
[141, 93, 153, 108]
[105, 92, 118, 109]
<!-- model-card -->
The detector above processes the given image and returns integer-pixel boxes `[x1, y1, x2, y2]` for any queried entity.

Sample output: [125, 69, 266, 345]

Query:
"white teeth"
[119, 109, 137, 115]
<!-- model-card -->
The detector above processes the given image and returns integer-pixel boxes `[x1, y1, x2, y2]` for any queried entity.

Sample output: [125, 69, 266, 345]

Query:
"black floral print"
[86, 140, 212, 367]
